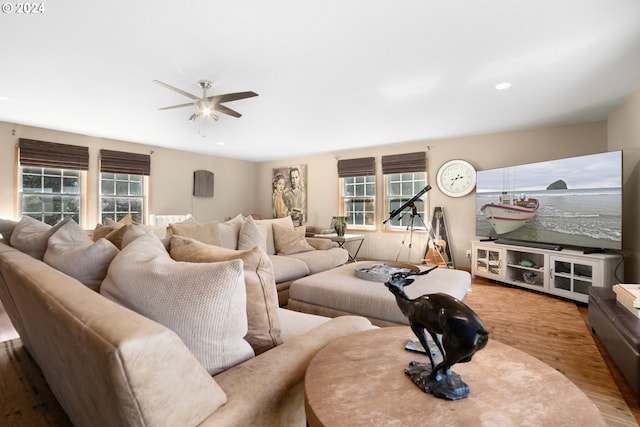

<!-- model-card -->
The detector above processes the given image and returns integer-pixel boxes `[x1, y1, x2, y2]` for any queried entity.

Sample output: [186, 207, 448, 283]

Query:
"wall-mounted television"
[475, 151, 622, 251]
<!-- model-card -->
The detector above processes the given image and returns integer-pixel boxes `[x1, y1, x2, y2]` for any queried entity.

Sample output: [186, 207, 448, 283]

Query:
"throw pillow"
[169, 222, 220, 246]
[92, 223, 116, 241]
[0, 218, 18, 242]
[170, 236, 282, 355]
[9, 216, 71, 260]
[306, 237, 334, 251]
[273, 223, 315, 255]
[105, 214, 137, 227]
[100, 232, 254, 375]
[217, 214, 245, 249]
[238, 216, 268, 252]
[255, 216, 295, 255]
[43, 219, 119, 291]
[103, 224, 146, 250]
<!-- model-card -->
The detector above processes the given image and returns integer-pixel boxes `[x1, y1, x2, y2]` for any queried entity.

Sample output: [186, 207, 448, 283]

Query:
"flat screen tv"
[475, 151, 622, 251]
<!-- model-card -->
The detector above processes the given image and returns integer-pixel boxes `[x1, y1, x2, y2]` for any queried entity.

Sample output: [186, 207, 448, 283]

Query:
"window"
[385, 172, 428, 229]
[338, 157, 376, 229]
[18, 139, 89, 226]
[100, 173, 145, 223]
[382, 152, 428, 230]
[99, 150, 150, 224]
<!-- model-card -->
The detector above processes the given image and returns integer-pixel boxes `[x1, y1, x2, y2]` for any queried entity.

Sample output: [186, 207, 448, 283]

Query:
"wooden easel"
[424, 207, 454, 268]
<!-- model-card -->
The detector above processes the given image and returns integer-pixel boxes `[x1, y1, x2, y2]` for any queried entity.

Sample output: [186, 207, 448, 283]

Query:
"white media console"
[471, 240, 623, 303]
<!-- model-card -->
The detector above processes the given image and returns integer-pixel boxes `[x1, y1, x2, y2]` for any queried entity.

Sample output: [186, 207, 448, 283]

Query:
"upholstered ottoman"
[288, 262, 471, 327]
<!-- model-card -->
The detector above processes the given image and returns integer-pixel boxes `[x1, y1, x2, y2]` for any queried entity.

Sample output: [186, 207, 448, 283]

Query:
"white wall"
[608, 90, 640, 280]
[0, 122, 258, 228]
[257, 121, 608, 267]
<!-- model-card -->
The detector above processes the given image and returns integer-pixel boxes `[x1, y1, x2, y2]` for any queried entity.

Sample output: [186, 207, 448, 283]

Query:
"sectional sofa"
[0, 216, 372, 426]
[165, 214, 349, 305]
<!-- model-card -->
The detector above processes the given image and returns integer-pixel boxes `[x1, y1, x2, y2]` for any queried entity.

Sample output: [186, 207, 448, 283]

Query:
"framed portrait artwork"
[272, 164, 307, 225]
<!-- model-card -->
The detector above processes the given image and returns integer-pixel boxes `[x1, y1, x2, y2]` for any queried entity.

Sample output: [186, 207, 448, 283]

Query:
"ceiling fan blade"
[158, 102, 196, 110]
[153, 80, 199, 100]
[208, 91, 258, 104]
[213, 103, 242, 118]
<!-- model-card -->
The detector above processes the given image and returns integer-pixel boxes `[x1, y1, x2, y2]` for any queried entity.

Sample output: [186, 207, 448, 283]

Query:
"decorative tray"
[354, 262, 420, 282]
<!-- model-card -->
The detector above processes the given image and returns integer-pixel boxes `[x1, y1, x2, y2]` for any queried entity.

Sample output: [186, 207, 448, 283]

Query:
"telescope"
[383, 185, 431, 224]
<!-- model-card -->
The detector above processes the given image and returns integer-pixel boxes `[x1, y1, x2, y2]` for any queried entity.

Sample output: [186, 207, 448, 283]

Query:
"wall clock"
[436, 159, 477, 197]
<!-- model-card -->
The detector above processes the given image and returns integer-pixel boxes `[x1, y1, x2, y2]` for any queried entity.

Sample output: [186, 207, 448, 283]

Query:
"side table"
[313, 233, 364, 262]
[305, 327, 605, 427]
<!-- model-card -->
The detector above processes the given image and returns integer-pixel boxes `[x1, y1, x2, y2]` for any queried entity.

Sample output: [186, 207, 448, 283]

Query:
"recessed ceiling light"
[495, 82, 512, 90]
[216, 141, 224, 146]
[0, 96, 9, 101]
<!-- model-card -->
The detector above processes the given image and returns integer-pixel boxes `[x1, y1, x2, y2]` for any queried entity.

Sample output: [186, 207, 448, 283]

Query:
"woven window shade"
[337, 157, 375, 177]
[18, 138, 89, 170]
[100, 149, 150, 176]
[381, 152, 426, 174]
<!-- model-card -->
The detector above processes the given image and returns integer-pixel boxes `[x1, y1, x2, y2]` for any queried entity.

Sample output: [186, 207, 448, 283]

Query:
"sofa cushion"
[288, 247, 349, 274]
[169, 222, 220, 246]
[101, 215, 167, 239]
[9, 216, 71, 260]
[273, 223, 315, 255]
[0, 219, 18, 242]
[105, 213, 136, 226]
[306, 237, 335, 250]
[238, 216, 268, 252]
[92, 223, 115, 241]
[170, 236, 282, 355]
[255, 216, 295, 255]
[101, 232, 254, 375]
[268, 255, 311, 283]
[97, 224, 147, 250]
[217, 214, 245, 249]
[43, 219, 119, 291]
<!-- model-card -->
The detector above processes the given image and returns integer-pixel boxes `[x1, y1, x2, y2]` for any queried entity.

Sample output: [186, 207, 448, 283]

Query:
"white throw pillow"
[43, 219, 119, 291]
[170, 236, 282, 355]
[9, 216, 71, 260]
[100, 232, 254, 375]
[238, 216, 268, 252]
[217, 214, 245, 249]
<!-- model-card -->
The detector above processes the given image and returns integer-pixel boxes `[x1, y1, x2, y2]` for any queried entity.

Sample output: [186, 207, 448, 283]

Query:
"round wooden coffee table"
[305, 327, 606, 426]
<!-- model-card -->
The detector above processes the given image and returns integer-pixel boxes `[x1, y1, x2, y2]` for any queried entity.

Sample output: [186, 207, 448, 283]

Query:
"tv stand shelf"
[471, 241, 623, 303]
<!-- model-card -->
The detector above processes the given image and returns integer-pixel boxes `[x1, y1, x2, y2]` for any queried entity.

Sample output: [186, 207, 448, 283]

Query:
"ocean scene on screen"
[475, 151, 622, 250]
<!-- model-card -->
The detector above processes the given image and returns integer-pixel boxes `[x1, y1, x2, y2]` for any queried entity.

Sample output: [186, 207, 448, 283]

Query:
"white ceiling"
[1, 1, 639, 162]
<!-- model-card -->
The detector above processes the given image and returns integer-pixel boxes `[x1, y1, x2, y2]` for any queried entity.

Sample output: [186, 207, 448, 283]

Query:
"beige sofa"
[0, 217, 372, 426]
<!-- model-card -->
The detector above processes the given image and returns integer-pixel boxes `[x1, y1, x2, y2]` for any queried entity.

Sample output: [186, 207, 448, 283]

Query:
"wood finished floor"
[464, 277, 640, 426]
[1, 277, 640, 425]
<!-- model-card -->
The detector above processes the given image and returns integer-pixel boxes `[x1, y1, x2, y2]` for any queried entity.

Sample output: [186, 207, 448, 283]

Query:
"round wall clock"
[436, 159, 477, 197]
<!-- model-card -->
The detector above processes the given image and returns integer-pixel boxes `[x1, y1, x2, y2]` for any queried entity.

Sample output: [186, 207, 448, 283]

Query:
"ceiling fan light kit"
[153, 79, 258, 123]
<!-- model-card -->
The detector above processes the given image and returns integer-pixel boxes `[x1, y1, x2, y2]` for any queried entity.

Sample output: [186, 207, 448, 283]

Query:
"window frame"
[99, 149, 151, 224]
[381, 152, 428, 232]
[337, 157, 377, 231]
[339, 175, 377, 230]
[17, 138, 89, 227]
[99, 172, 148, 224]
[18, 166, 87, 226]
[383, 171, 429, 231]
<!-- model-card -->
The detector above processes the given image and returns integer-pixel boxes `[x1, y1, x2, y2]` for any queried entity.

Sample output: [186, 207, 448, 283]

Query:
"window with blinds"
[382, 152, 428, 230]
[337, 157, 376, 228]
[99, 149, 150, 224]
[18, 139, 89, 225]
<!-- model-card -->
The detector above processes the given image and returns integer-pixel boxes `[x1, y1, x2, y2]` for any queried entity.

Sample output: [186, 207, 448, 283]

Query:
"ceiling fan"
[153, 80, 258, 122]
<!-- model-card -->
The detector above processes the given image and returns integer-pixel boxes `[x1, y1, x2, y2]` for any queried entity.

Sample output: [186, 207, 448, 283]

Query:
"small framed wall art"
[193, 170, 214, 197]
